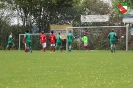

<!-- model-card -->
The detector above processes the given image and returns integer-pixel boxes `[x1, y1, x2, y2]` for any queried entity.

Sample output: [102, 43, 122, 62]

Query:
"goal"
[18, 26, 131, 51]
[66, 26, 130, 51]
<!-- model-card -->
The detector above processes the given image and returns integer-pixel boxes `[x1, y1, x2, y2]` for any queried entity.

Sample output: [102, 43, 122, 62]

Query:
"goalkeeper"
[81, 33, 89, 50]
[108, 29, 118, 53]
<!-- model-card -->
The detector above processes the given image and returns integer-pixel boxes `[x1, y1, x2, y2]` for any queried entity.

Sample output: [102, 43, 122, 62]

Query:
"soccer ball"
[121, 36, 124, 38]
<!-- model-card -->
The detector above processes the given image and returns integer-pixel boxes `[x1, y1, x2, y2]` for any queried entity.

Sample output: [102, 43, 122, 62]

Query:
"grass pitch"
[0, 50, 133, 88]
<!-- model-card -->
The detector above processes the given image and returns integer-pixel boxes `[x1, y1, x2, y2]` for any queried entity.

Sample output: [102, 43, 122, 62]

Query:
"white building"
[122, 9, 133, 24]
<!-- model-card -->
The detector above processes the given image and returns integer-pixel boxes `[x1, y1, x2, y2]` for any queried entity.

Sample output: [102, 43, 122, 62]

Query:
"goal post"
[66, 26, 129, 51]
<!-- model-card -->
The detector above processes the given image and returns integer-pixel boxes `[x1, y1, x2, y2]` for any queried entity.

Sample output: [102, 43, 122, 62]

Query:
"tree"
[5, 0, 75, 32]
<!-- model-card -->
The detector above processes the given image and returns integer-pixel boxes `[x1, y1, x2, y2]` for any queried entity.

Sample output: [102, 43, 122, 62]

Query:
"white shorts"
[84, 43, 88, 46]
[42, 43, 46, 48]
[25, 43, 26, 47]
[50, 44, 55, 46]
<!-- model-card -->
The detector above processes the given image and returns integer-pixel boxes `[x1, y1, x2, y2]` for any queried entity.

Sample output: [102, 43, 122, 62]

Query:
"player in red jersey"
[40, 31, 47, 52]
[23, 32, 26, 52]
[49, 31, 56, 52]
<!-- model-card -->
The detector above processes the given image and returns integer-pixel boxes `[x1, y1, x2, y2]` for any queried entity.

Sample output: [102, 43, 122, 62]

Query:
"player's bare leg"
[24, 47, 26, 52]
[24, 44, 26, 52]
[68, 45, 72, 52]
[50, 46, 52, 52]
[42, 43, 46, 52]
[42, 47, 45, 52]
[10, 46, 12, 50]
[5, 45, 9, 52]
[59, 46, 63, 52]
[50, 44, 53, 52]
[53, 46, 56, 52]
[113, 44, 116, 53]
[30, 47, 32, 53]
[50, 46, 55, 53]
[10, 44, 15, 50]
[42, 44, 44, 52]
[42, 46, 46, 52]
[110, 44, 113, 53]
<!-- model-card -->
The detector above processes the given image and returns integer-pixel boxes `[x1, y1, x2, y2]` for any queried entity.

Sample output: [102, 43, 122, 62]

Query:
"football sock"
[43, 48, 45, 52]
[30, 47, 32, 51]
[42, 48, 44, 51]
[69, 48, 71, 51]
[86, 46, 89, 50]
[87, 46, 89, 50]
[53, 47, 56, 52]
[68, 48, 70, 51]
[110, 45, 113, 50]
[114, 48, 116, 52]
[5, 46, 8, 50]
[55, 46, 58, 50]
[25, 48, 28, 52]
[50, 47, 52, 51]
[60, 47, 62, 52]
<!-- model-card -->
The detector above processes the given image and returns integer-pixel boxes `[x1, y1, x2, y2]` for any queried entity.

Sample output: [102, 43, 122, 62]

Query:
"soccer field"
[0, 50, 133, 88]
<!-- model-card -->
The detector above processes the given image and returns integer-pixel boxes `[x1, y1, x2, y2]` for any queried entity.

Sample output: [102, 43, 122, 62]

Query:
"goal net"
[18, 26, 132, 51]
[66, 26, 130, 51]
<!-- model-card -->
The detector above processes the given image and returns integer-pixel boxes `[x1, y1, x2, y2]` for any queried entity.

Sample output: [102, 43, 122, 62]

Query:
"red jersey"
[23, 37, 26, 44]
[49, 34, 56, 44]
[40, 34, 46, 43]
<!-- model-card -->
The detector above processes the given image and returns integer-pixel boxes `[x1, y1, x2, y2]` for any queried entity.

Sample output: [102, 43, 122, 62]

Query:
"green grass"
[0, 50, 133, 88]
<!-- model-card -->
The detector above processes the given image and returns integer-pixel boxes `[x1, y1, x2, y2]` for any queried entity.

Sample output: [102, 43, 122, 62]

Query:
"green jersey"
[56, 35, 62, 43]
[67, 33, 74, 42]
[26, 33, 31, 42]
[8, 35, 13, 42]
[108, 32, 117, 40]
[82, 36, 88, 43]
[7, 34, 14, 45]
